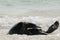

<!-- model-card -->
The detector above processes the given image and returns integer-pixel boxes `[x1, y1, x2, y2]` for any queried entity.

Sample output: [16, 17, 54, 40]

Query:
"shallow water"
[0, 16, 60, 40]
[0, 0, 60, 17]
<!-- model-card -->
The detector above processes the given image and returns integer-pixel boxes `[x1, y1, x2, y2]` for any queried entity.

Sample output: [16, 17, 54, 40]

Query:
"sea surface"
[0, 0, 60, 17]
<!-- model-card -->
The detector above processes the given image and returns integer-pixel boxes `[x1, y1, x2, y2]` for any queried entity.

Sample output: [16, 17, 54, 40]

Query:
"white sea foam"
[0, 16, 59, 31]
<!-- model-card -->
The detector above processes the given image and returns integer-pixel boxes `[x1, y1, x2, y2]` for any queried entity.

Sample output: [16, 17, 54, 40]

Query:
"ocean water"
[0, 0, 60, 7]
[0, 0, 60, 17]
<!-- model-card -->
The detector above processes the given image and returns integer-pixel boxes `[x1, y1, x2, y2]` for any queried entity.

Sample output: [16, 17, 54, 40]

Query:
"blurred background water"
[0, 0, 60, 17]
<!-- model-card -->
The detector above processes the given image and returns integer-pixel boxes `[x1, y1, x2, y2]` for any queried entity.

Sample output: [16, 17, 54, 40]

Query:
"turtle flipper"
[46, 21, 59, 34]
